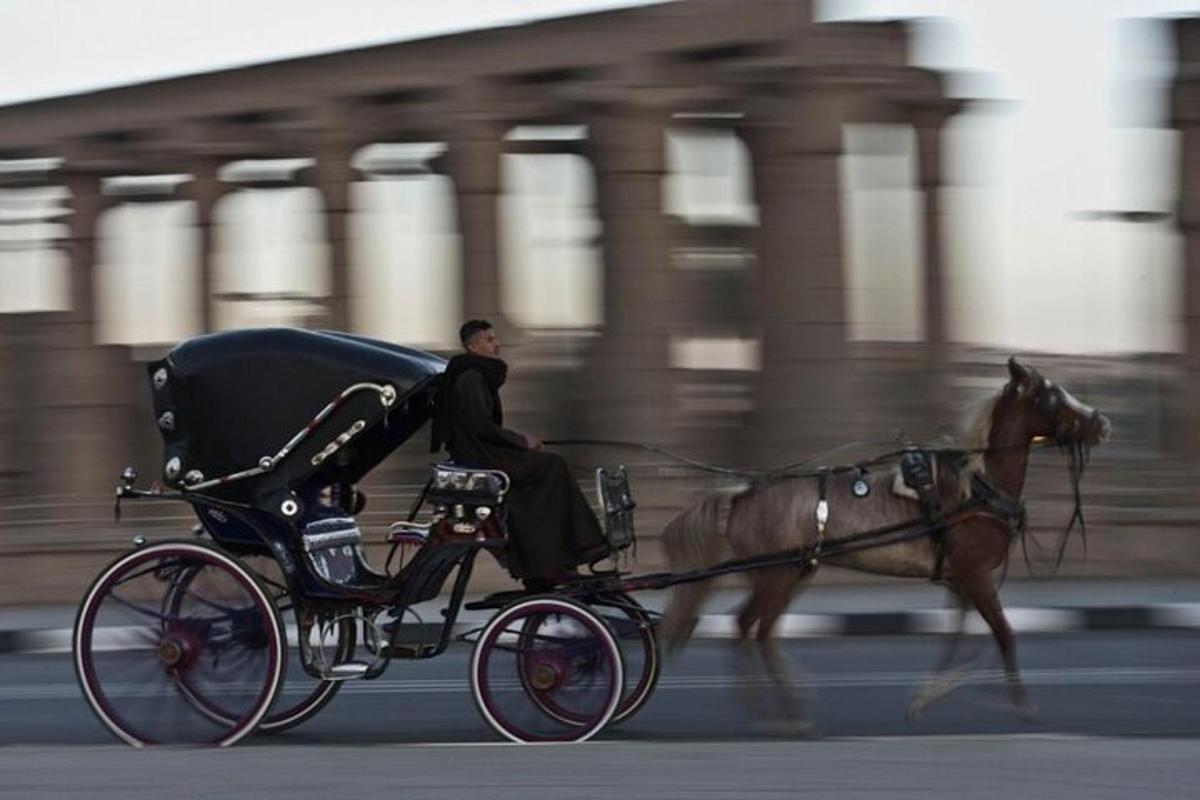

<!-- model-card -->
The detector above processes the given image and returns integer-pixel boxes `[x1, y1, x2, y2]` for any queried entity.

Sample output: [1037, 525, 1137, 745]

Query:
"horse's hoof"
[1014, 697, 1038, 722]
[905, 702, 923, 726]
[753, 718, 817, 739]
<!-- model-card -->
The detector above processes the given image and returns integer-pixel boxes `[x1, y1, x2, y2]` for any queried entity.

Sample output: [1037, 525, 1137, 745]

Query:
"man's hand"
[524, 434, 545, 451]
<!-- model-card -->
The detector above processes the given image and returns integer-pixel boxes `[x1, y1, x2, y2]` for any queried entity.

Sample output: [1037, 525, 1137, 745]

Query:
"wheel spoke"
[74, 543, 284, 746]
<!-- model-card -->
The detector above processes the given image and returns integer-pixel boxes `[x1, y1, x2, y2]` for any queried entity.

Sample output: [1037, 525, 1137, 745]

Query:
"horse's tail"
[658, 492, 734, 652]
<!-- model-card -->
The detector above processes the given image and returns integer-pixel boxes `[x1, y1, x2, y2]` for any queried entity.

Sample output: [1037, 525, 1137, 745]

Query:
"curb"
[4, 603, 1200, 656]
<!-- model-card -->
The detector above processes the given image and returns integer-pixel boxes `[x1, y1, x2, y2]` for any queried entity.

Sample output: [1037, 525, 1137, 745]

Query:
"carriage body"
[76, 328, 653, 747]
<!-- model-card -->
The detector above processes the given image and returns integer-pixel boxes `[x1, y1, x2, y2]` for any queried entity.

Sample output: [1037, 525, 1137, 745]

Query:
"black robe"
[432, 354, 606, 580]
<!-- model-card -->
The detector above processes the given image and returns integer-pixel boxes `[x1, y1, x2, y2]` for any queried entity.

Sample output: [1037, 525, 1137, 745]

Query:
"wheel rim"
[594, 593, 661, 724]
[471, 597, 623, 743]
[73, 543, 284, 746]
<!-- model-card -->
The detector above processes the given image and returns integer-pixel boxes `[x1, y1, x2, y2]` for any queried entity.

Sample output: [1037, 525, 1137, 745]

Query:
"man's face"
[466, 328, 501, 358]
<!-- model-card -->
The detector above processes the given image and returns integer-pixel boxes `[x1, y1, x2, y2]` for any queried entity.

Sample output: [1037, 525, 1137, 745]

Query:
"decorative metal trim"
[184, 382, 397, 492]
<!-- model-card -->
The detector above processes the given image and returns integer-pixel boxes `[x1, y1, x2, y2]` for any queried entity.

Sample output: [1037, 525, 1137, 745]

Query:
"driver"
[430, 319, 610, 591]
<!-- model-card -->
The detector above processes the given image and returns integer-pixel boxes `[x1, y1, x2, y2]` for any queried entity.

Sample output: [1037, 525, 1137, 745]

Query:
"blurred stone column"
[446, 119, 507, 329]
[911, 101, 961, 425]
[183, 159, 228, 334]
[1172, 18, 1200, 459]
[584, 107, 675, 445]
[49, 171, 130, 496]
[743, 91, 851, 464]
[311, 145, 356, 332]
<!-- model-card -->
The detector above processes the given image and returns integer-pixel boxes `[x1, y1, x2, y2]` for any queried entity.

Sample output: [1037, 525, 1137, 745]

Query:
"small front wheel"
[73, 541, 285, 746]
[470, 596, 623, 743]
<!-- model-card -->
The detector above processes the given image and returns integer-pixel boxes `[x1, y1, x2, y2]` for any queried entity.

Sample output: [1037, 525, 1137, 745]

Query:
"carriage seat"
[425, 462, 510, 507]
[301, 515, 387, 587]
[414, 462, 511, 548]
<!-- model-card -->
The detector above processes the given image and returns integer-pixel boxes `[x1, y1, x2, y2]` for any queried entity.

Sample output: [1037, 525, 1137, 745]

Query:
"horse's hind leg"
[907, 588, 973, 720]
[963, 571, 1037, 720]
[732, 582, 766, 716]
[753, 569, 812, 735]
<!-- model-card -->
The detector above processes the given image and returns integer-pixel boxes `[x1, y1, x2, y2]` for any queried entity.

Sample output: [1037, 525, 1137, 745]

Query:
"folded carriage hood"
[148, 328, 446, 498]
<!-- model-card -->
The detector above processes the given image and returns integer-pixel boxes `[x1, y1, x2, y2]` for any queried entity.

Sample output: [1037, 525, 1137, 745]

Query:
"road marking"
[8, 667, 1200, 702]
[8, 604, 1200, 654]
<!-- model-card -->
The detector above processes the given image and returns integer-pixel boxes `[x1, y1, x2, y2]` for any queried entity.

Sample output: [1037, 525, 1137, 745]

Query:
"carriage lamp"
[475, 506, 492, 521]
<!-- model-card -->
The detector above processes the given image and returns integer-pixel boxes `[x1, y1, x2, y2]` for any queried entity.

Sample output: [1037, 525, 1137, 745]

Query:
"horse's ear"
[1007, 356, 1030, 385]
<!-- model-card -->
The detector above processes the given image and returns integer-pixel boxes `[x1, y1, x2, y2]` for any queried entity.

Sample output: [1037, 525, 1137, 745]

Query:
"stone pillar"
[1179, 124, 1200, 456]
[184, 159, 227, 334]
[584, 107, 675, 444]
[446, 119, 506, 328]
[911, 102, 959, 424]
[311, 144, 357, 332]
[1173, 19, 1200, 458]
[44, 171, 131, 497]
[743, 91, 852, 463]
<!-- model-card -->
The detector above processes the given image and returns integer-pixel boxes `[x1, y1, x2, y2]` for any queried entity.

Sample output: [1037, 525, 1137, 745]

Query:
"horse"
[658, 357, 1111, 731]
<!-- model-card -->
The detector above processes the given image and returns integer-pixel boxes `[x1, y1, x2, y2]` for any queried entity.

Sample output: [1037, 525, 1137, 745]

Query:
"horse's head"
[1005, 357, 1111, 447]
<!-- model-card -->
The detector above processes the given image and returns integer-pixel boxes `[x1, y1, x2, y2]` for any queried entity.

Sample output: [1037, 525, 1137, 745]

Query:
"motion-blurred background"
[1, 0, 1198, 602]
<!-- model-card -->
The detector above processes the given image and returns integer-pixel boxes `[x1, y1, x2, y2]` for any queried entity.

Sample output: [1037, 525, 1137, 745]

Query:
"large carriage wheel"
[592, 592, 661, 725]
[470, 596, 623, 743]
[73, 541, 285, 746]
[167, 554, 356, 735]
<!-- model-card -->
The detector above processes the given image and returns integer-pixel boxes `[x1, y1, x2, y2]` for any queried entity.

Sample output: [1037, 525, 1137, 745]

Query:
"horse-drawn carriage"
[73, 328, 1109, 746]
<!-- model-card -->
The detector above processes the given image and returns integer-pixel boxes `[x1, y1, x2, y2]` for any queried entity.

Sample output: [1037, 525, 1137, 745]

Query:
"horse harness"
[811, 448, 1027, 583]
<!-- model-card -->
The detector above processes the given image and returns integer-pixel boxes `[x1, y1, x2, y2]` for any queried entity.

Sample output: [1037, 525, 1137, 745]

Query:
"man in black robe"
[431, 320, 610, 590]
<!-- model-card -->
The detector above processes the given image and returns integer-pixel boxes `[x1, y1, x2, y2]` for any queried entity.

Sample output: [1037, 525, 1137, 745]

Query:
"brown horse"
[659, 357, 1111, 730]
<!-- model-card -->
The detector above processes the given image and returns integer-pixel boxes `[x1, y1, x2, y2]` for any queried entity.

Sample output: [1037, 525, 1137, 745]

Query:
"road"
[1, 630, 1198, 798]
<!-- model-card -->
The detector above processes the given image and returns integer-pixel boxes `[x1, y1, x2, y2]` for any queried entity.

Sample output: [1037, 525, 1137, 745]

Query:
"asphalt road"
[2, 631, 1198, 798]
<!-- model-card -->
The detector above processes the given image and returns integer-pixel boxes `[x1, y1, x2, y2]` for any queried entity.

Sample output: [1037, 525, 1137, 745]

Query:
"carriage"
[74, 328, 653, 746]
[72, 328, 1109, 746]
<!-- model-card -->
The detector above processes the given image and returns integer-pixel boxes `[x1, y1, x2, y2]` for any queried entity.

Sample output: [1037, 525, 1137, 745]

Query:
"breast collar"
[967, 472, 1027, 531]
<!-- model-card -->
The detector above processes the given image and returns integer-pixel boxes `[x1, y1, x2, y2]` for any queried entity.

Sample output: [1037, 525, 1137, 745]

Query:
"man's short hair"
[459, 319, 493, 347]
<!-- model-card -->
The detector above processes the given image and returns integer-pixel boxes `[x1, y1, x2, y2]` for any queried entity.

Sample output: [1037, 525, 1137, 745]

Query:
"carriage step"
[321, 661, 372, 681]
[464, 590, 526, 611]
[382, 643, 437, 659]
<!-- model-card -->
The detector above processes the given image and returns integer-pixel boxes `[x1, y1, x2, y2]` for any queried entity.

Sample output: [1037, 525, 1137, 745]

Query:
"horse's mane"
[954, 392, 1000, 499]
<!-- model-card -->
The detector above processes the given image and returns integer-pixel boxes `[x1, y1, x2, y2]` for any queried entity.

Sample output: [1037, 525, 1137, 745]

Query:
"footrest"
[595, 465, 636, 553]
[322, 661, 371, 681]
[382, 643, 438, 659]
[464, 589, 527, 611]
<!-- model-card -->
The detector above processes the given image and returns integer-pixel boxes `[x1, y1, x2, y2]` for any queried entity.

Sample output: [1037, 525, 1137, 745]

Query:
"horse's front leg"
[907, 588, 974, 721]
[964, 571, 1037, 720]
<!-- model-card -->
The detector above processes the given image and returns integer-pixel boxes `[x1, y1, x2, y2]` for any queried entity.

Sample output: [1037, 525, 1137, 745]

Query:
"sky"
[3, 0, 1200, 354]
[0, 0, 663, 106]
[0, 0, 1197, 107]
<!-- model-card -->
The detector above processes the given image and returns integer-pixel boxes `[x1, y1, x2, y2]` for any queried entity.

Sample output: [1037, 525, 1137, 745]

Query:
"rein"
[1019, 438, 1091, 578]
[544, 437, 1047, 481]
